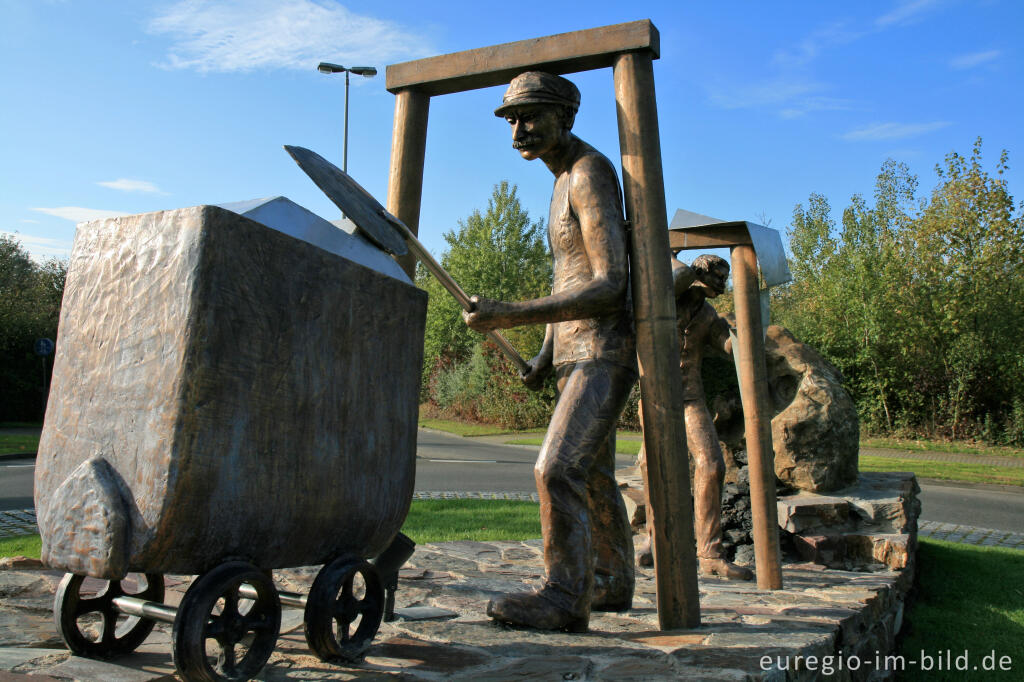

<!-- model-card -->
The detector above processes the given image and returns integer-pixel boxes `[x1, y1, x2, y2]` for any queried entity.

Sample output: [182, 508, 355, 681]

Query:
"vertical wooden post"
[731, 244, 784, 589]
[613, 51, 700, 629]
[386, 89, 431, 279]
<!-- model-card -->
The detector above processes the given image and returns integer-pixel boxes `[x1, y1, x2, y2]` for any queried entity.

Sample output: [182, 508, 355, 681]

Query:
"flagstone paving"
[1, 538, 913, 680]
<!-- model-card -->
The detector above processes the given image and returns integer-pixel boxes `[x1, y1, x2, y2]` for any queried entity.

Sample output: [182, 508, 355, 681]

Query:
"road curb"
[0, 452, 35, 462]
[917, 477, 1024, 494]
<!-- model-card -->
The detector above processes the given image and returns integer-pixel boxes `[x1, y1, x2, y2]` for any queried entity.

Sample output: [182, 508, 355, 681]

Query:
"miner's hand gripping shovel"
[284, 145, 530, 375]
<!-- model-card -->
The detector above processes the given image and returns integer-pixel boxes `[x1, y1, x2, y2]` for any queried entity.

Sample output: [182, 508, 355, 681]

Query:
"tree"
[0, 234, 66, 421]
[778, 139, 1024, 442]
[904, 138, 1024, 438]
[417, 181, 551, 385]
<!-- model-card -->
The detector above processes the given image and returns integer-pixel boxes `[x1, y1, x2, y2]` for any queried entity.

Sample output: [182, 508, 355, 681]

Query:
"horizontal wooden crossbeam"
[386, 20, 659, 96]
[668, 222, 754, 250]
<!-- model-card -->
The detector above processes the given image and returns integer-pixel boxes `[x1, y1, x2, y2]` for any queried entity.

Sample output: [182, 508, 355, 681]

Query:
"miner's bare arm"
[464, 155, 627, 332]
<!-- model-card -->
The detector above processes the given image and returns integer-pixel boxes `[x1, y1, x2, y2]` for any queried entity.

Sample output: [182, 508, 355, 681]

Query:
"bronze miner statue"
[463, 71, 638, 631]
[638, 253, 754, 580]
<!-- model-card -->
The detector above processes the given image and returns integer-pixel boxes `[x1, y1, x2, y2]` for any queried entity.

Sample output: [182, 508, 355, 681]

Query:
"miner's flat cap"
[494, 71, 581, 117]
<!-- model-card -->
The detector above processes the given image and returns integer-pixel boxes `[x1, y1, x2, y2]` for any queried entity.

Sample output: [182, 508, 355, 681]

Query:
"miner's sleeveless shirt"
[549, 151, 636, 370]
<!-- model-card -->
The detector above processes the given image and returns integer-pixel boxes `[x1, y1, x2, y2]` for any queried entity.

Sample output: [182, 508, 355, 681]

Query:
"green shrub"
[1005, 398, 1024, 447]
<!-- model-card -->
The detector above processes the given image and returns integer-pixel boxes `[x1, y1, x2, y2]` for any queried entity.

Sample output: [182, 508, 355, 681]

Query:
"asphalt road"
[413, 429, 635, 493]
[916, 480, 1024, 530]
[413, 429, 537, 493]
[4, 431, 1023, 533]
[0, 456, 34, 511]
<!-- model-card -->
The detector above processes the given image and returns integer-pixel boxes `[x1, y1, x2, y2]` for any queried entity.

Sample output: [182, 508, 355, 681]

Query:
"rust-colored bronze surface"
[464, 72, 637, 630]
[674, 256, 749, 581]
[670, 224, 786, 590]
[35, 205, 426, 579]
[387, 19, 700, 630]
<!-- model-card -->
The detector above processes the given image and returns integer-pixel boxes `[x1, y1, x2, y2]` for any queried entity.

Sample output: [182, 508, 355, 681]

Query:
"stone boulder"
[714, 322, 859, 493]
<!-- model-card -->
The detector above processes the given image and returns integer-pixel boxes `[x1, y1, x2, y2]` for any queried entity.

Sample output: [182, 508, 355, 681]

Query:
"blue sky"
[2, 0, 1021, 262]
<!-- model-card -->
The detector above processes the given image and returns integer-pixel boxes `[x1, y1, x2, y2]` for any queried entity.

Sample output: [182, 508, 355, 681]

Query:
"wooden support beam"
[614, 51, 701, 629]
[386, 20, 659, 96]
[667, 223, 752, 250]
[731, 244, 784, 590]
[386, 90, 430, 278]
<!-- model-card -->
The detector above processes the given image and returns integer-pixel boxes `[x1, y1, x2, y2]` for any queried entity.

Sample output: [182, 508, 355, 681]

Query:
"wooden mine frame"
[669, 222, 786, 591]
[384, 19, 782, 629]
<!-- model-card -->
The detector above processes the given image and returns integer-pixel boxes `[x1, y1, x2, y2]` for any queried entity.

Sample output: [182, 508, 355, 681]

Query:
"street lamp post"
[317, 62, 377, 174]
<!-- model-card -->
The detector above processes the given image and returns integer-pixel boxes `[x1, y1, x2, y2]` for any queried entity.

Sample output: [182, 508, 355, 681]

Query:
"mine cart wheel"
[172, 561, 281, 682]
[54, 572, 164, 659]
[303, 556, 385, 663]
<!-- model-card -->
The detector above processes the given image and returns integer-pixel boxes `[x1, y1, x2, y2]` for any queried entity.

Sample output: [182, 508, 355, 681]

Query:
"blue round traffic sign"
[34, 338, 55, 356]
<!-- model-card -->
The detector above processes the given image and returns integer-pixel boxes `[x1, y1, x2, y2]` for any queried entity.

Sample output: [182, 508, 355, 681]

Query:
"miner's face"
[701, 264, 730, 298]
[504, 105, 566, 160]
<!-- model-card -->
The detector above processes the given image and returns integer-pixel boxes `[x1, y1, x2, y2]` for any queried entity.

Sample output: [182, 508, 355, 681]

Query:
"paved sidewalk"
[0, 538, 915, 681]
[0, 510, 37, 539]
[918, 519, 1024, 549]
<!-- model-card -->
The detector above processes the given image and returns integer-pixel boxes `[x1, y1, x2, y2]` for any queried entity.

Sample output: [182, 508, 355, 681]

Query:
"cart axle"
[111, 595, 178, 624]
[239, 584, 306, 609]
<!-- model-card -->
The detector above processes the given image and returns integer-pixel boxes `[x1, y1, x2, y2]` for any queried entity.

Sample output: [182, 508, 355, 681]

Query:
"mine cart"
[34, 201, 426, 681]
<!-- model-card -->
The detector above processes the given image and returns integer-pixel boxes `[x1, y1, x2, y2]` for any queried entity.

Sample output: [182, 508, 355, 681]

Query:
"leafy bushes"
[777, 139, 1024, 444]
[418, 182, 555, 429]
[429, 343, 556, 430]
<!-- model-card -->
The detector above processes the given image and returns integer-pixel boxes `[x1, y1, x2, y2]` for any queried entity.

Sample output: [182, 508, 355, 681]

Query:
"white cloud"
[97, 178, 167, 194]
[709, 78, 823, 110]
[709, 78, 856, 119]
[778, 96, 857, 119]
[709, 17, 866, 119]
[949, 49, 1001, 70]
[876, 0, 944, 28]
[842, 121, 951, 141]
[772, 21, 864, 69]
[148, 0, 433, 73]
[0, 231, 73, 259]
[31, 207, 133, 223]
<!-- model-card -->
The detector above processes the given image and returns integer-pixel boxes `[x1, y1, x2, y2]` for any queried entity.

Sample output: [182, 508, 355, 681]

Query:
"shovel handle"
[384, 212, 530, 375]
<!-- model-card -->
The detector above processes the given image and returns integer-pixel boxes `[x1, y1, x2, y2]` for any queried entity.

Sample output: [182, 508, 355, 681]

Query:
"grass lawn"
[0, 433, 39, 455]
[862, 436, 1024, 459]
[0, 500, 542, 561]
[418, 418, 541, 437]
[897, 539, 1024, 680]
[401, 499, 540, 543]
[860, 455, 1024, 487]
[0, 533, 41, 559]
[507, 436, 642, 456]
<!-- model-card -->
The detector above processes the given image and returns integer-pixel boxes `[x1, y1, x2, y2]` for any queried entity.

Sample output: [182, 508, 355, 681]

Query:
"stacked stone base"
[0, 468, 922, 680]
[620, 467, 920, 573]
[4, 537, 917, 681]
[778, 472, 920, 573]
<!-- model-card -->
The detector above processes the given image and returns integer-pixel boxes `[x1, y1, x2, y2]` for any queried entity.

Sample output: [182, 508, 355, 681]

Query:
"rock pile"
[714, 323, 860, 494]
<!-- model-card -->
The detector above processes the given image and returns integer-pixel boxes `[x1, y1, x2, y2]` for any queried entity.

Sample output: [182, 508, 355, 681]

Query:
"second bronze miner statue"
[463, 71, 637, 631]
[637, 253, 754, 581]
